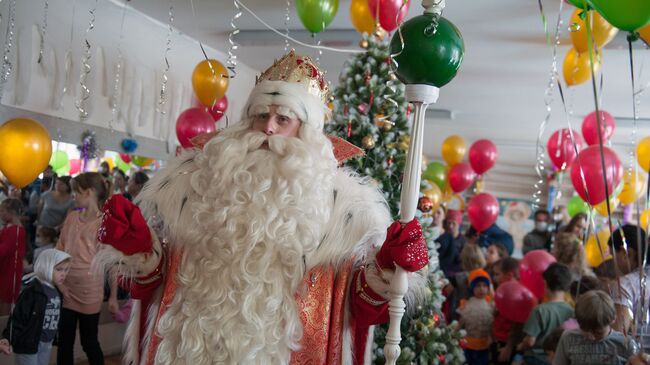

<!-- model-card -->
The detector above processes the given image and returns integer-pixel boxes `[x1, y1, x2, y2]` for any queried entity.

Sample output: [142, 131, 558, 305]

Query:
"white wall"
[0, 0, 257, 159]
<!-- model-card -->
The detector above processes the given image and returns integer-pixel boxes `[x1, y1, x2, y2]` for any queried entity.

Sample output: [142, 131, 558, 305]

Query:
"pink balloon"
[581, 110, 616, 146]
[448, 162, 475, 193]
[176, 107, 216, 148]
[570, 145, 623, 205]
[467, 193, 499, 232]
[495, 281, 538, 323]
[69, 159, 81, 175]
[367, 0, 410, 32]
[519, 250, 556, 300]
[208, 95, 228, 122]
[469, 139, 497, 175]
[547, 129, 583, 170]
[119, 153, 131, 164]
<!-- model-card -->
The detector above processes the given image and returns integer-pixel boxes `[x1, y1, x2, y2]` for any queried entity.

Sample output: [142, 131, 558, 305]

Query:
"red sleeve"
[0, 226, 24, 258]
[118, 254, 165, 301]
[0, 228, 11, 257]
[349, 268, 389, 327]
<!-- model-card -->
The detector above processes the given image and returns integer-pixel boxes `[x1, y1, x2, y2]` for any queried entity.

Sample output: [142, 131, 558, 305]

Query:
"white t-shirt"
[612, 266, 650, 349]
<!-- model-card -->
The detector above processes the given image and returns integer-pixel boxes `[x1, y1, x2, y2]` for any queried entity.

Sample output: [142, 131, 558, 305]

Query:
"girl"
[55, 172, 112, 365]
[485, 242, 508, 279]
[0, 198, 26, 315]
[0, 249, 71, 365]
[553, 232, 593, 281]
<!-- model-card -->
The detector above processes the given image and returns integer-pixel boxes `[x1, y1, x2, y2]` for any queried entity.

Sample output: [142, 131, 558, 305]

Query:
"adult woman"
[37, 176, 74, 231]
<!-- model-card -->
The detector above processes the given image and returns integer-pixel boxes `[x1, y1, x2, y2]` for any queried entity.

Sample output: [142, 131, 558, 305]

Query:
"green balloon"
[390, 14, 464, 87]
[55, 161, 70, 176]
[116, 156, 131, 173]
[567, 0, 589, 9]
[567, 195, 589, 217]
[422, 162, 447, 190]
[296, 0, 339, 34]
[587, 0, 650, 31]
[49, 150, 69, 171]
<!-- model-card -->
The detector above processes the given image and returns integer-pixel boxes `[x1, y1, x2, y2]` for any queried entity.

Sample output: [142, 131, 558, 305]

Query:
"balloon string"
[283, 0, 291, 52]
[227, 0, 242, 78]
[58, 0, 77, 110]
[38, 0, 49, 64]
[110, 0, 128, 130]
[157, 0, 174, 115]
[233, 0, 363, 54]
[0, 0, 16, 100]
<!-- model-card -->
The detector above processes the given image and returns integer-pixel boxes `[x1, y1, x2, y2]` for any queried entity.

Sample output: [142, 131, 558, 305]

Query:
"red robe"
[0, 224, 26, 304]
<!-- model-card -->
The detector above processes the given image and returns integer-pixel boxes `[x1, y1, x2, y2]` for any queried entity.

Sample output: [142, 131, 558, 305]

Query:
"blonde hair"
[575, 290, 615, 332]
[460, 243, 486, 272]
[553, 232, 588, 274]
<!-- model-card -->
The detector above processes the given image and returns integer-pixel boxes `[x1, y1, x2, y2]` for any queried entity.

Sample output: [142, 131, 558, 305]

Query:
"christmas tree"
[326, 32, 465, 365]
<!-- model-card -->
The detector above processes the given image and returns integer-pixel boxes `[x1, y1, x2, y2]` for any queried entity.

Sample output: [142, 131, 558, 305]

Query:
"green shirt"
[523, 301, 574, 361]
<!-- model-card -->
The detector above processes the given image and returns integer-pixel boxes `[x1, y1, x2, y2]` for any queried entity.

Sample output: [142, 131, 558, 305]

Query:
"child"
[447, 243, 486, 321]
[0, 248, 71, 364]
[552, 232, 593, 281]
[33, 226, 57, 262]
[518, 263, 574, 365]
[554, 290, 638, 365]
[485, 242, 508, 278]
[491, 257, 522, 364]
[458, 268, 494, 365]
[56, 172, 113, 365]
[0, 198, 26, 315]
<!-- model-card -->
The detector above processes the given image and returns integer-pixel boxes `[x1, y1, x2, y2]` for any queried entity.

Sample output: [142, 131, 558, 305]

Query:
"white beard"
[153, 124, 337, 365]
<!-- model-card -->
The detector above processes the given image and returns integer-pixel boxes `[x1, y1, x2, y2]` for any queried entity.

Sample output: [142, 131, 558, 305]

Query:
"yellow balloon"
[192, 59, 229, 107]
[569, 9, 618, 53]
[445, 193, 466, 211]
[641, 209, 650, 230]
[619, 170, 646, 205]
[585, 230, 611, 267]
[563, 47, 600, 86]
[350, 0, 375, 34]
[441, 135, 466, 167]
[639, 23, 650, 45]
[637, 136, 650, 172]
[422, 184, 442, 212]
[0, 118, 52, 188]
[594, 197, 619, 216]
[102, 157, 115, 172]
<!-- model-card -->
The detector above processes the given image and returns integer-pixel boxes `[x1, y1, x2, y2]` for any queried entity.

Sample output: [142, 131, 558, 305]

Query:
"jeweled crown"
[256, 50, 332, 104]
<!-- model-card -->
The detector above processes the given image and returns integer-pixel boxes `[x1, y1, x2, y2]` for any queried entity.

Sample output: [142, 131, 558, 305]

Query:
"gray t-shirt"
[38, 191, 74, 228]
[612, 266, 650, 350]
[40, 282, 61, 342]
[553, 329, 638, 365]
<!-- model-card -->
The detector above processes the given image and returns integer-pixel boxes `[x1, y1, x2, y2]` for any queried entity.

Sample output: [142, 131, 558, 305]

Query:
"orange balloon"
[192, 59, 229, 107]
[593, 196, 619, 216]
[641, 209, 650, 230]
[350, 0, 375, 34]
[585, 230, 611, 267]
[563, 47, 601, 86]
[569, 9, 618, 53]
[441, 135, 466, 167]
[0, 118, 52, 188]
[639, 23, 650, 45]
[618, 170, 646, 205]
[637, 136, 650, 173]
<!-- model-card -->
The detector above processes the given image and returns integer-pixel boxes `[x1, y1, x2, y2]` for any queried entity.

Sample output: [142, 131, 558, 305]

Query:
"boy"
[491, 257, 521, 364]
[554, 290, 637, 365]
[458, 269, 494, 365]
[517, 263, 574, 365]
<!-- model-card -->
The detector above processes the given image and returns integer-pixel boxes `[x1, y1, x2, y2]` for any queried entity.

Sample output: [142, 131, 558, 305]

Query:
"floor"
[79, 355, 122, 365]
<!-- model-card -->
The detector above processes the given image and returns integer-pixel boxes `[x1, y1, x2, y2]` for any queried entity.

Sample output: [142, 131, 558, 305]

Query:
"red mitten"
[375, 219, 428, 272]
[98, 195, 152, 255]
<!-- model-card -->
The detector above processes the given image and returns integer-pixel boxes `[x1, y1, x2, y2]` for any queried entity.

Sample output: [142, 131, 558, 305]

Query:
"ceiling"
[122, 0, 650, 200]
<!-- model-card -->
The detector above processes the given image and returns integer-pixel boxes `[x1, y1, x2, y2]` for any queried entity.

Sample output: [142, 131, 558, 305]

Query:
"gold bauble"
[398, 135, 410, 151]
[381, 121, 393, 132]
[373, 25, 387, 40]
[389, 73, 397, 81]
[362, 135, 375, 149]
[359, 39, 369, 49]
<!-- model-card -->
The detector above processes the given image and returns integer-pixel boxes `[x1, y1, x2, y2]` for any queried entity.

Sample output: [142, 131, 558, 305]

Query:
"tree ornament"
[347, 119, 353, 138]
[438, 354, 446, 364]
[398, 135, 410, 151]
[364, 72, 372, 85]
[362, 135, 375, 149]
[359, 38, 369, 49]
[373, 25, 387, 40]
[387, 155, 393, 168]
[369, 91, 374, 106]
[389, 72, 397, 81]
[406, 103, 412, 117]
[381, 121, 393, 132]
[357, 103, 369, 114]
[459, 338, 467, 349]
[390, 14, 464, 86]
[418, 196, 434, 212]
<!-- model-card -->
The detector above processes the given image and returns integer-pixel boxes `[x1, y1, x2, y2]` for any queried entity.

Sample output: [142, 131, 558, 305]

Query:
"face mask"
[535, 222, 548, 232]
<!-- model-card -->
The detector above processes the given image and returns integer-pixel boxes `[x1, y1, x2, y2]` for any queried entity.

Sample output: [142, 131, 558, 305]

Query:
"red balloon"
[176, 107, 216, 148]
[469, 139, 497, 175]
[581, 110, 616, 146]
[570, 145, 622, 205]
[495, 281, 538, 323]
[547, 128, 583, 170]
[367, 0, 410, 32]
[119, 153, 131, 164]
[467, 193, 499, 232]
[519, 250, 556, 300]
[69, 159, 81, 175]
[448, 162, 475, 193]
[208, 95, 228, 122]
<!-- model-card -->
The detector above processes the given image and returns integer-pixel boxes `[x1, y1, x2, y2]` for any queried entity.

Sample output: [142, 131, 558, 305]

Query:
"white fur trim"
[245, 80, 328, 130]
